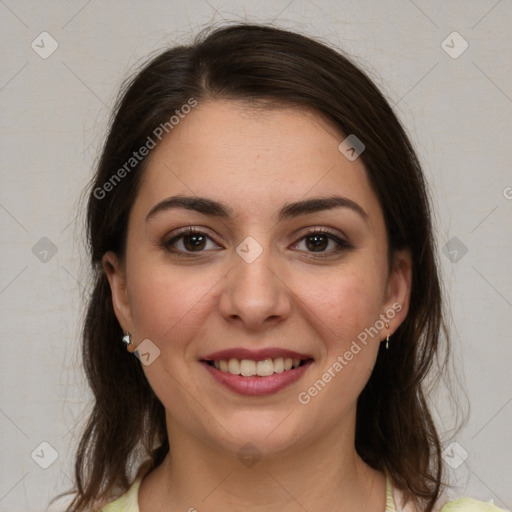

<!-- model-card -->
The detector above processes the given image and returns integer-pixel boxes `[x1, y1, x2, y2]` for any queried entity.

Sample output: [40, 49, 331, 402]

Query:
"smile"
[200, 348, 314, 396]
[206, 357, 306, 377]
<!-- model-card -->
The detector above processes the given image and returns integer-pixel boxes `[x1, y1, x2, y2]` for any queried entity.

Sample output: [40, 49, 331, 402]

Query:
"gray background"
[0, 1, 511, 510]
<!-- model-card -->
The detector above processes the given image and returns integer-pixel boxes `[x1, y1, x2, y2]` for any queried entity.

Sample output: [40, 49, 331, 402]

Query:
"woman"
[61, 23, 507, 512]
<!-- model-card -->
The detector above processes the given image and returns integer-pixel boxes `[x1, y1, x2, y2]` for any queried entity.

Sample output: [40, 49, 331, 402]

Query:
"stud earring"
[122, 332, 136, 353]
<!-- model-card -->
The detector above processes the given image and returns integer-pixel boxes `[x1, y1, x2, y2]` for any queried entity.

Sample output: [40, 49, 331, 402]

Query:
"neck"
[139, 414, 386, 512]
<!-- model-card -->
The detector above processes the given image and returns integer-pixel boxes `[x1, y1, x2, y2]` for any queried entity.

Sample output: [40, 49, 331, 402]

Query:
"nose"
[219, 244, 292, 332]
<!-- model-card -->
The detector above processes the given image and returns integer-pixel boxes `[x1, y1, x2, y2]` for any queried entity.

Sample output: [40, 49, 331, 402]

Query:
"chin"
[203, 408, 313, 458]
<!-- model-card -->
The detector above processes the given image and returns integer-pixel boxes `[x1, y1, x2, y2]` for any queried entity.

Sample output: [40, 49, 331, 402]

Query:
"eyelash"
[161, 226, 352, 259]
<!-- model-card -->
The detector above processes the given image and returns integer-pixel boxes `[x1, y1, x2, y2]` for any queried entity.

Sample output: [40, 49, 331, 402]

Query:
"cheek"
[294, 264, 386, 399]
[295, 273, 384, 416]
[126, 258, 219, 348]
[125, 260, 218, 410]
[301, 269, 385, 344]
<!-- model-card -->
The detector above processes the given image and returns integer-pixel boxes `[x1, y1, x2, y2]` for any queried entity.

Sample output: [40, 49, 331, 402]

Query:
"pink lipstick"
[200, 348, 314, 396]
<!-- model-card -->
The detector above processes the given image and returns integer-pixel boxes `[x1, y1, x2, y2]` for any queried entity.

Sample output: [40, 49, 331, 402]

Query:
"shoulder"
[439, 497, 510, 512]
[390, 482, 509, 512]
[98, 477, 141, 512]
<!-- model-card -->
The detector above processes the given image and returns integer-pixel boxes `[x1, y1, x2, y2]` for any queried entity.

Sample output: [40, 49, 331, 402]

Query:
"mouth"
[202, 357, 311, 377]
[199, 348, 314, 396]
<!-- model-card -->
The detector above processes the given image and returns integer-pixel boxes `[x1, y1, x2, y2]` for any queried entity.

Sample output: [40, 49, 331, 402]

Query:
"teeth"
[256, 359, 274, 377]
[228, 358, 240, 375]
[240, 359, 256, 376]
[273, 357, 284, 373]
[212, 357, 307, 377]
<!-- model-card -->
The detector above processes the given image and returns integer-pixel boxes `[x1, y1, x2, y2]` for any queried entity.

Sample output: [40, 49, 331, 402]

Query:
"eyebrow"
[146, 195, 368, 223]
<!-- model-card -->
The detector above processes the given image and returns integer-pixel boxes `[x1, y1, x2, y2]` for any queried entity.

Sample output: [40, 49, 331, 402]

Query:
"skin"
[104, 100, 412, 511]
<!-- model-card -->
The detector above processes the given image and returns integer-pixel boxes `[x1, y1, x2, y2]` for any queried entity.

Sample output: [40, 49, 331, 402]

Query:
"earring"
[384, 322, 390, 349]
[122, 332, 136, 353]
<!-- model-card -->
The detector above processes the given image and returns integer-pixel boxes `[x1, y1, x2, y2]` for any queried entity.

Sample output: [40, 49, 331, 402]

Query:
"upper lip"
[201, 348, 313, 361]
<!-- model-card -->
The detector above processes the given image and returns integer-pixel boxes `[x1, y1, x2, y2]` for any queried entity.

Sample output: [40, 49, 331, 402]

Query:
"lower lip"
[202, 361, 313, 396]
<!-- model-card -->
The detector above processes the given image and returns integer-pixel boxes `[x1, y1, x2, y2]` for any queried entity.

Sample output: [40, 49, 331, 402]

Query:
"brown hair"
[60, 23, 449, 511]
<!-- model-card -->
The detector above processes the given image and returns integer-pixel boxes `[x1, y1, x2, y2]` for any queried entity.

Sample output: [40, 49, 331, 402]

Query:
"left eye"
[293, 231, 347, 254]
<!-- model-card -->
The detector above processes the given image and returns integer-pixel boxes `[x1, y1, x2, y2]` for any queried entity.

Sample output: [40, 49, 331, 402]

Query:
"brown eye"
[305, 234, 330, 252]
[163, 228, 221, 256]
[293, 229, 351, 257]
[182, 233, 207, 251]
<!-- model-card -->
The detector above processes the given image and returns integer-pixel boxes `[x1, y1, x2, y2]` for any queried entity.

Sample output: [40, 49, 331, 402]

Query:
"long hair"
[61, 23, 449, 511]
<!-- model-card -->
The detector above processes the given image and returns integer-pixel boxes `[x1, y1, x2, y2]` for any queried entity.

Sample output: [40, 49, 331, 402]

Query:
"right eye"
[161, 227, 222, 257]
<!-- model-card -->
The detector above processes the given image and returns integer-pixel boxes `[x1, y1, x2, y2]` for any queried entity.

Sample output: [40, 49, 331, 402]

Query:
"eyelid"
[292, 225, 349, 244]
[294, 225, 347, 240]
[164, 225, 217, 241]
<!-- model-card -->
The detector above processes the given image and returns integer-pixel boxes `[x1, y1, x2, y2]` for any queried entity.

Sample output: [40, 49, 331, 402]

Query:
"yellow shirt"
[99, 474, 509, 512]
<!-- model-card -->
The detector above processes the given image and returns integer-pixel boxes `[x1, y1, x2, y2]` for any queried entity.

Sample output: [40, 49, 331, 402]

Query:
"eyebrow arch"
[278, 195, 367, 223]
[145, 195, 368, 223]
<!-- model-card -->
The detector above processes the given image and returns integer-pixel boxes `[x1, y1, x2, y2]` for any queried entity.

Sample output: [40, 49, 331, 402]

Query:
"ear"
[383, 248, 412, 334]
[102, 251, 133, 332]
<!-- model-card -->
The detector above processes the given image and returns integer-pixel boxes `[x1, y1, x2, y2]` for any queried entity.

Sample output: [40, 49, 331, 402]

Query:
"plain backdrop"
[0, 1, 511, 510]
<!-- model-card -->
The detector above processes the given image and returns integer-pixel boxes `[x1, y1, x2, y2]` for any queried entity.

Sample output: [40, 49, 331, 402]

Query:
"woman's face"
[105, 100, 411, 456]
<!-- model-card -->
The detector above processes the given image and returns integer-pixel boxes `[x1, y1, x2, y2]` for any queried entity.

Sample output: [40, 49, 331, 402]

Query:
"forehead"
[133, 100, 382, 223]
